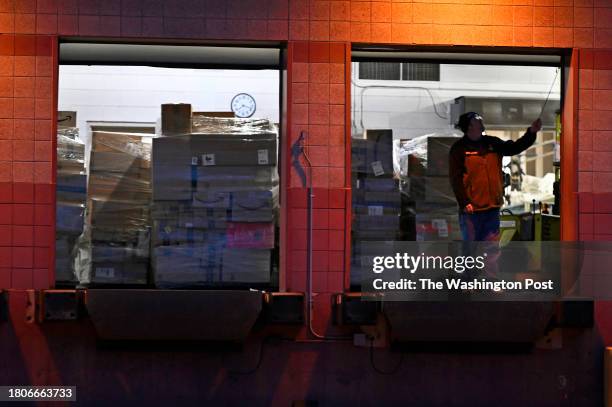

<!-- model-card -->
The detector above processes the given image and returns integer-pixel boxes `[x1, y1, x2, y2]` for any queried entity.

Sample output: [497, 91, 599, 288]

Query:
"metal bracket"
[40, 290, 81, 321]
[263, 292, 305, 324]
[333, 293, 380, 326]
[25, 290, 38, 324]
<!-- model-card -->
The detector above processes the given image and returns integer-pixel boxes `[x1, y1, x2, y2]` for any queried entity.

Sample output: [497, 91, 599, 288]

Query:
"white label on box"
[202, 153, 216, 166]
[164, 225, 172, 234]
[368, 206, 383, 216]
[191, 156, 199, 165]
[500, 220, 516, 228]
[184, 222, 193, 228]
[372, 161, 384, 176]
[96, 267, 115, 278]
[432, 219, 448, 237]
[258, 149, 269, 165]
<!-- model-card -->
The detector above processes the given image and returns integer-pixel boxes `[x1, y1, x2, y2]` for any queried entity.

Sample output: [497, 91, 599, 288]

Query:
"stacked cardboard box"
[56, 128, 86, 283]
[351, 130, 401, 285]
[75, 131, 153, 285]
[402, 136, 462, 241]
[351, 130, 400, 240]
[151, 116, 279, 288]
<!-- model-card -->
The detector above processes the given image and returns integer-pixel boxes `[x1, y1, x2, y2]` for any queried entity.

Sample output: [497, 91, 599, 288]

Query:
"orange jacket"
[449, 130, 536, 212]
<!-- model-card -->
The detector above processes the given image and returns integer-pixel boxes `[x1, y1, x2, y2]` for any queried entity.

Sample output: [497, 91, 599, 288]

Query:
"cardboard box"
[91, 131, 151, 157]
[162, 103, 192, 135]
[196, 166, 278, 189]
[90, 227, 150, 246]
[232, 186, 279, 210]
[190, 133, 277, 166]
[352, 229, 399, 240]
[152, 245, 271, 287]
[226, 222, 275, 249]
[354, 214, 400, 230]
[88, 173, 151, 203]
[152, 201, 192, 220]
[58, 159, 86, 173]
[415, 213, 461, 241]
[221, 249, 271, 283]
[57, 134, 84, 158]
[88, 199, 150, 230]
[229, 208, 276, 223]
[153, 244, 223, 287]
[353, 203, 401, 216]
[352, 190, 401, 208]
[192, 190, 231, 209]
[152, 221, 210, 246]
[193, 185, 279, 211]
[426, 137, 458, 177]
[91, 245, 148, 262]
[178, 208, 229, 230]
[56, 202, 85, 234]
[89, 151, 151, 177]
[424, 176, 456, 204]
[91, 262, 148, 285]
[57, 172, 87, 202]
[152, 136, 193, 201]
[351, 130, 394, 176]
[55, 235, 77, 282]
[406, 177, 426, 201]
[353, 176, 399, 192]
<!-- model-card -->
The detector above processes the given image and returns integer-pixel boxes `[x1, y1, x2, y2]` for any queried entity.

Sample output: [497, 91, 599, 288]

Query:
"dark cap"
[456, 112, 484, 133]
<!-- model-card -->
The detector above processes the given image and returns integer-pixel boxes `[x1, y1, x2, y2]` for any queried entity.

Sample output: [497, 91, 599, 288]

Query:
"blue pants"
[459, 209, 500, 241]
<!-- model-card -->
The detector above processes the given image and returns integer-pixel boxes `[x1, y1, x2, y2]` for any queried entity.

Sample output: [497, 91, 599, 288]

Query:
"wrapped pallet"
[351, 132, 401, 236]
[397, 133, 463, 242]
[56, 129, 87, 284]
[350, 130, 402, 286]
[151, 116, 279, 288]
[75, 131, 153, 286]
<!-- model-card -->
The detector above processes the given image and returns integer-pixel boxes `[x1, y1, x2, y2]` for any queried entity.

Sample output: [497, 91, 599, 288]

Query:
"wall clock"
[231, 93, 256, 118]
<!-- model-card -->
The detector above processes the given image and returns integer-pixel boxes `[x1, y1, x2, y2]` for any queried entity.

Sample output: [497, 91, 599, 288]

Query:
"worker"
[449, 112, 542, 241]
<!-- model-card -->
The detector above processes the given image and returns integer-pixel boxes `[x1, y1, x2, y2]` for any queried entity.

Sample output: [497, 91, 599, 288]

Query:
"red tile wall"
[287, 41, 347, 329]
[578, 49, 612, 246]
[0, 29, 55, 290]
[0, 1, 608, 323]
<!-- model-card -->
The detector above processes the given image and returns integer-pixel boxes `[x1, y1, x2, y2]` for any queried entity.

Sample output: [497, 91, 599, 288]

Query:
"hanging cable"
[539, 67, 560, 119]
[369, 338, 404, 375]
[228, 336, 287, 376]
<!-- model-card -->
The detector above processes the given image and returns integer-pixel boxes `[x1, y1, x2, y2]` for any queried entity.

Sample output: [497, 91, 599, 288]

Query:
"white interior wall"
[351, 63, 561, 140]
[58, 65, 280, 145]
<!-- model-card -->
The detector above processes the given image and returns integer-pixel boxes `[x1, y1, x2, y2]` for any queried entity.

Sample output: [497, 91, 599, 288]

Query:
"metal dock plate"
[87, 289, 262, 341]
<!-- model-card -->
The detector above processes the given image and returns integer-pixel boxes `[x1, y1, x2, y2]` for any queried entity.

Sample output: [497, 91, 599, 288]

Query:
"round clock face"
[231, 93, 256, 118]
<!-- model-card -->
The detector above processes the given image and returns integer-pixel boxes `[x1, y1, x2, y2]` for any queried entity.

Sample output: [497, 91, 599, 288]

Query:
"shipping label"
[202, 153, 216, 166]
[368, 206, 384, 216]
[258, 149, 269, 165]
[372, 161, 384, 176]
[432, 219, 449, 237]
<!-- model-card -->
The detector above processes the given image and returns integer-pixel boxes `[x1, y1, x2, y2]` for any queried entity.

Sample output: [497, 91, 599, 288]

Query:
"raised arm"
[494, 118, 541, 156]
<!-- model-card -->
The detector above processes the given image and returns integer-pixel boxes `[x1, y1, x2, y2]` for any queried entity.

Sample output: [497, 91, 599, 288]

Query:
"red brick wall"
[0, 0, 611, 336]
